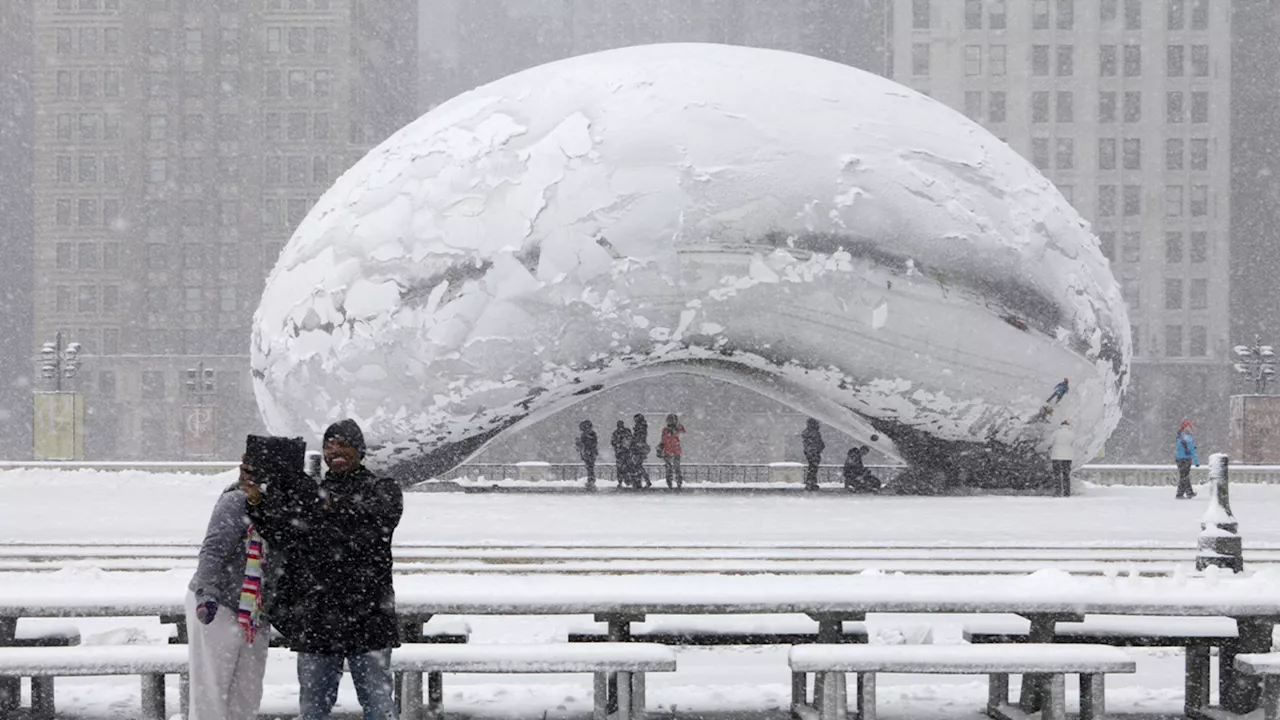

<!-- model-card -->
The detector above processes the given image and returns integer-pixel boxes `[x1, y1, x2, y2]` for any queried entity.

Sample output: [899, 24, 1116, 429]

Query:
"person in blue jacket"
[1175, 419, 1201, 499]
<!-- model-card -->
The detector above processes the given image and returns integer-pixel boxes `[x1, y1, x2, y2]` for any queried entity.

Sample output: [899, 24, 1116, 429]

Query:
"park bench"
[395, 617, 472, 716]
[1233, 653, 1280, 720]
[789, 643, 1136, 720]
[0, 644, 186, 720]
[390, 642, 677, 720]
[964, 614, 1237, 712]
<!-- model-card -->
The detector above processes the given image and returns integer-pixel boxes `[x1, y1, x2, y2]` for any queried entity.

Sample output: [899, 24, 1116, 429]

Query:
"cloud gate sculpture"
[251, 43, 1130, 489]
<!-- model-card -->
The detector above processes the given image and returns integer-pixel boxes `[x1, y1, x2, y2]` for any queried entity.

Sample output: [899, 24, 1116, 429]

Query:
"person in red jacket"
[659, 414, 686, 489]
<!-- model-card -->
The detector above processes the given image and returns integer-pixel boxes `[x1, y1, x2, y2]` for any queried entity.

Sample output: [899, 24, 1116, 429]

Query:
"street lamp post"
[1232, 335, 1277, 395]
[183, 362, 218, 458]
[33, 331, 84, 460]
[39, 331, 81, 392]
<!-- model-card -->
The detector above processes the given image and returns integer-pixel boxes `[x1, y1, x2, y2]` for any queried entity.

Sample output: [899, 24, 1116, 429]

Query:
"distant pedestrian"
[659, 414, 686, 489]
[1049, 420, 1075, 497]
[611, 421, 632, 488]
[842, 446, 880, 493]
[631, 413, 652, 489]
[1175, 420, 1201, 499]
[801, 419, 824, 490]
[575, 420, 598, 490]
[1046, 378, 1070, 404]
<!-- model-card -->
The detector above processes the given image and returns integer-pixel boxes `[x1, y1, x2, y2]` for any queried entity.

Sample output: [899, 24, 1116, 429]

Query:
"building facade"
[0, 0, 36, 460]
[26, 0, 416, 459]
[889, 0, 1233, 461]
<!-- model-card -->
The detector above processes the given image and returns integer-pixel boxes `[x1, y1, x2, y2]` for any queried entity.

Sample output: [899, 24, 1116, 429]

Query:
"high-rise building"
[0, 0, 35, 460]
[29, 0, 416, 459]
[889, 0, 1233, 460]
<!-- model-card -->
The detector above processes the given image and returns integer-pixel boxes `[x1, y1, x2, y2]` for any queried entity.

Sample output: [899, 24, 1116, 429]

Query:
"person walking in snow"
[631, 413, 652, 489]
[1175, 419, 1201, 499]
[241, 420, 403, 720]
[187, 444, 282, 720]
[1046, 378, 1070, 404]
[659, 413, 686, 489]
[575, 420, 599, 490]
[1049, 419, 1075, 497]
[801, 418, 824, 490]
[611, 421, 633, 488]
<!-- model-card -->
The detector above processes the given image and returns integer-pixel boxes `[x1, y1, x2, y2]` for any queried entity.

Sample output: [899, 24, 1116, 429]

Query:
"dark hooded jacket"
[248, 442, 403, 655]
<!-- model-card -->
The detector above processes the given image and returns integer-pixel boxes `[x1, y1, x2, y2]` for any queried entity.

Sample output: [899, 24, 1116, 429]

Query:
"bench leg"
[793, 672, 809, 707]
[631, 671, 645, 717]
[427, 671, 444, 719]
[32, 677, 55, 720]
[180, 672, 190, 719]
[856, 672, 876, 720]
[1185, 644, 1211, 713]
[988, 673, 1010, 712]
[616, 671, 633, 720]
[400, 670, 424, 719]
[1264, 676, 1280, 720]
[140, 673, 166, 720]
[1041, 674, 1066, 720]
[817, 671, 846, 720]
[1079, 673, 1105, 720]
[594, 671, 609, 720]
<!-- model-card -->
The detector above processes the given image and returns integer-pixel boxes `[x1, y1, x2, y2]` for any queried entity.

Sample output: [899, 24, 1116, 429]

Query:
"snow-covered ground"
[0, 468, 1263, 718]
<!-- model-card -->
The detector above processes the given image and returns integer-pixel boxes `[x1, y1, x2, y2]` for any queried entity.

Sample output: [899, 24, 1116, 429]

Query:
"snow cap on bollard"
[1196, 453, 1243, 573]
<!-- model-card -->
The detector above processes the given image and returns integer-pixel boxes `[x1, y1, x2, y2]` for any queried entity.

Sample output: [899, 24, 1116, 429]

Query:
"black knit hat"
[323, 419, 366, 457]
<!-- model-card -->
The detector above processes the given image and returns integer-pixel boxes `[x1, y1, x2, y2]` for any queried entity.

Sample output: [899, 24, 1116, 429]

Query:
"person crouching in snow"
[186, 451, 278, 720]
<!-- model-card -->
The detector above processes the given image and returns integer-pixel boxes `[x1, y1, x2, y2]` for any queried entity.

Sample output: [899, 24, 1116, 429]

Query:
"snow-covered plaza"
[3, 469, 1280, 718]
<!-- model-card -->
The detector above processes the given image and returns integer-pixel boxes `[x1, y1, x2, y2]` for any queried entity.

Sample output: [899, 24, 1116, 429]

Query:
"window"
[1168, 45, 1184, 77]
[103, 69, 120, 97]
[1190, 279, 1208, 310]
[56, 27, 73, 55]
[148, 28, 170, 54]
[78, 286, 98, 313]
[1057, 0, 1074, 29]
[989, 0, 1006, 29]
[185, 28, 202, 55]
[912, 0, 929, 29]
[1124, 46, 1141, 76]
[79, 114, 99, 141]
[265, 156, 282, 184]
[183, 113, 204, 140]
[989, 92, 1007, 122]
[56, 243, 73, 269]
[313, 69, 331, 98]
[78, 70, 98, 99]
[1166, 138, 1184, 169]
[1102, 0, 1118, 24]
[267, 27, 281, 53]
[912, 43, 929, 76]
[1032, 92, 1050, 123]
[1099, 231, 1116, 261]
[1167, 91, 1184, 123]
[1099, 46, 1117, 77]
[79, 27, 98, 55]
[264, 113, 281, 141]
[1098, 185, 1117, 217]
[1131, 325, 1142, 355]
[1190, 138, 1208, 170]
[219, 202, 238, 226]
[1055, 138, 1074, 169]
[103, 328, 118, 356]
[142, 371, 166, 399]
[314, 26, 330, 54]
[220, 287, 237, 313]
[1168, 0, 1185, 29]
[1032, 45, 1050, 76]
[104, 27, 119, 53]
[313, 112, 329, 139]
[964, 91, 983, 120]
[184, 287, 202, 312]
[264, 69, 282, 98]
[220, 27, 238, 55]
[1123, 91, 1141, 123]
[1058, 185, 1073, 203]
[55, 156, 72, 184]
[56, 199, 72, 226]
[1191, 45, 1209, 76]
[1166, 325, 1183, 357]
[1123, 138, 1141, 169]
[1165, 185, 1183, 217]
[1190, 185, 1208, 216]
[78, 155, 97, 183]
[965, 46, 982, 76]
[77, 198, 98, 226]
[57, 70, 73, 97]
[99, 370, 117, 398]
[288, 27, 307, 53]
[57, 115, 73, 141]
[1191, 231, 1207, 262]
[56, 287, 73, 313]
[103, 243, 118, 269]
[1191, 0, 1207, 30]
[1099, 92, 1117, 123]
[1166, 232, 1184, 263]
[219, 72, 237, 97]
[146, 73, 169, 99]
[287, 69, 308, 97]
[1124, 0, 1141, 29]
[147, 115, 167, 141]
[148, 158, 167, 183]
[1056, 91, 1074, 122]
[965, 0, 983, 29]
[990, 45, 1006, 76]
[1123, 231, 1142, 263]
[288, 112, 307, 140]
[1121, 279, 1140, 308]
[1033, 0, 1049, 29]
[1123, 185, 1141, 216]
[103, 199, 120, 227]
[287, 198, 309, 225]
[1189, 326, 1207, 357]
[262, 199, 281, 227]
[1191, 91, 1209, 123]
[1099, 138, 1117, 170]
[1056, 45, 1073, 76]
[287, 155, 307, 185]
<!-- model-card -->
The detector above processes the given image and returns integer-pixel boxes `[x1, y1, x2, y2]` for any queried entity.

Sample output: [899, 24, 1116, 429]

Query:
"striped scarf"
[236, 525, 265, 644]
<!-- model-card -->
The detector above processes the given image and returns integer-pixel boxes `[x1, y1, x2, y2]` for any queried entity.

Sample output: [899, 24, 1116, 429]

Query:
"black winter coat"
[577, 429, 598, 462]
[249, 465, 403, 655]
[802, 426, 825, 463]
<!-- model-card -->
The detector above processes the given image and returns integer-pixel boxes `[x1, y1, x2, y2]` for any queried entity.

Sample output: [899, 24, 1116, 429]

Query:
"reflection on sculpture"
[251, 43, 1130, 489]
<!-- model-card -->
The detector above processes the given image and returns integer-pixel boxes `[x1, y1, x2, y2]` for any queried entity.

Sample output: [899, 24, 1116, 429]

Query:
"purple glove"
[196, 600, 218, 625]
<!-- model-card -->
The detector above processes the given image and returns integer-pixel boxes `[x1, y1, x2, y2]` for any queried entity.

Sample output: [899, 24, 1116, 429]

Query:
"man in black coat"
[611, 421, 632, 488]
[241, 419, 402, 720]
[575, 420, 599, 490]
[801, 419, 824, 490]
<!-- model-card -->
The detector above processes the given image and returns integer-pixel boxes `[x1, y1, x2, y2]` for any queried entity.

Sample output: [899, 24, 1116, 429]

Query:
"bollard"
[1196, 453, 1244, 573]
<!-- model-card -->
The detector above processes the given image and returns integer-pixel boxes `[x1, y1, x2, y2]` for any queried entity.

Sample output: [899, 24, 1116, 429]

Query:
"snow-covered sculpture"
[252, 43, 1129, 487]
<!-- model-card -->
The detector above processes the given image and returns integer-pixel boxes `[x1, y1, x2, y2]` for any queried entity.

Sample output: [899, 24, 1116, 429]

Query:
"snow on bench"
[1235, 654, 1280, 720]
[0, 645, 185, 720]
[13, 621, 79, 647]
[789, 644, 1136, 720]
[567, 614, 868, 645]
[962, 614, 1238, 644]
[391, 643, 676, 720]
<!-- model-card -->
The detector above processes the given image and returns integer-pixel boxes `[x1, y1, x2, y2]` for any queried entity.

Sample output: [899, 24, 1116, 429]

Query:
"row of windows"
[54, 69, 122, 100]
[144, 286, 239, 314]
[55, 113, 121, 142]
[263, 111, 333, 142]
[59, 328, 120, 360]
[1129, 324, 1210, 358]
[948, 0, 1210, 32]
[53, 26, 121, 55]
[145, 27, 247, 57]
[51, 195, 317, 231]
[265, 26, 331, 54]
[51, 0, 120, 12]
[966, 90, 1211, 125]
[1098, 230, 1209, 265]
[53, 155, 122, 185]
[53, 285, 120, 314]
[54, 241, 120, 271]
[1092, 183, 1211, 218]
[52, 197, 121, 228]
[262, 197, 316, 228]
[263, 69, 332, 99]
